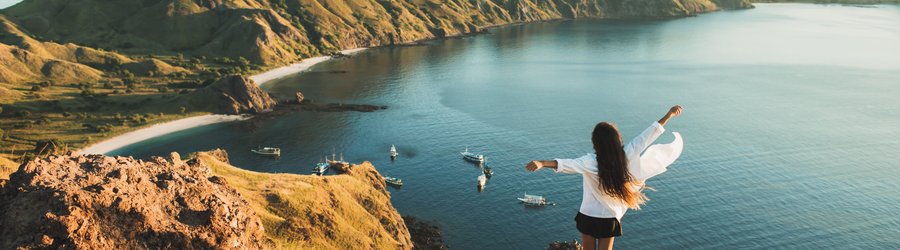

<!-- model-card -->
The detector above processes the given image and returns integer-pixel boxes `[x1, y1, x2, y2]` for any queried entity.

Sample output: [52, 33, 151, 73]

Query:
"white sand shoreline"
[79, 48, 367, 155]
[249, 48, 367, 86]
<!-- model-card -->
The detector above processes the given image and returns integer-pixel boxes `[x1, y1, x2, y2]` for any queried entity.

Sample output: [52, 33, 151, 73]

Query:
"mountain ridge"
[1, 0, 753, 66]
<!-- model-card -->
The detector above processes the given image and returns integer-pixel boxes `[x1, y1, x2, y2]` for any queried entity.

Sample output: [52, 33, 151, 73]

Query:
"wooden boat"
[327, 149, 349, 166]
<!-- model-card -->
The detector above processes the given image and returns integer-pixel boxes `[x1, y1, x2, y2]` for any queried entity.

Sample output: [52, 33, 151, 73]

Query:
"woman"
[525, 105, 684, 250]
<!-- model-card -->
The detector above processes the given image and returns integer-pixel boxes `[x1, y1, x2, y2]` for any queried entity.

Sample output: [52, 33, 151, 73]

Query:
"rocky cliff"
[1, 0, 752, 66]
[0, 150, 412, 249]
[187, 75, 278, 114]
[0, 152, 266, 249]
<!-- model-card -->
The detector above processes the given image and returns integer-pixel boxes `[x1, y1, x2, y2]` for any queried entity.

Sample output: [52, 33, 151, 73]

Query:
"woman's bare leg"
[597, 237, 615, 250]
[581, 234, 597, 250]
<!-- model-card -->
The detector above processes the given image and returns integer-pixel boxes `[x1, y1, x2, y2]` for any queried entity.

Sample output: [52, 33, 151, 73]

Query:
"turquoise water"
[112, 4, 900, 249]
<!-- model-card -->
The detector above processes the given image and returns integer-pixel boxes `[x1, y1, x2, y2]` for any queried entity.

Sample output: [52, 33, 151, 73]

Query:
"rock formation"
[187, 75, 278, 114]
[0, 150, 414, 249]
[548, 240, 583, 250]
[0, 152, 266, 249]
[404, 216, 448, 250]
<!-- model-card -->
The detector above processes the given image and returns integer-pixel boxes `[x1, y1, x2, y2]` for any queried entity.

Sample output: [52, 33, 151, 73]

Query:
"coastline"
[77, 115, 250, 155]
[78, 48, 367, 155]
[249, 48, 368, 86]
[71, 4, 735, 157]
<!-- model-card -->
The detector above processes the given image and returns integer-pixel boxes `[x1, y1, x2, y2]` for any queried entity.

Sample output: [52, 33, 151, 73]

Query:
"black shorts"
[574, 212, 622, 238]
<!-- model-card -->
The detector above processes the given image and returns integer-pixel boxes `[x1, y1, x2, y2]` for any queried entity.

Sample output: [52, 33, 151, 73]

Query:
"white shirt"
[555, 122, 684, 219]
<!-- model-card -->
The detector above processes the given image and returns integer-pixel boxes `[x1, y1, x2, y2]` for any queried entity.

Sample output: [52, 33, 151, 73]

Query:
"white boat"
[251, 147, 281, 157]
[390, 145, 398, 159]
[461, 147, 485, 163]
[518, 192, 548, 206]
[312, 157, 329, 175]
[384, 176, 403, 186]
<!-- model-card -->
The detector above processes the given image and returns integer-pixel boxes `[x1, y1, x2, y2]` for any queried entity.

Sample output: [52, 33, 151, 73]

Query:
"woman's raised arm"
[525, 160, 557, 171]
[658, 105, 683, 127]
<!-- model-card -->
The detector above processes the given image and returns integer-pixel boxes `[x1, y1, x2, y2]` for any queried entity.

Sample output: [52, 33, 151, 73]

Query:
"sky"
[0, 0, 20, 9]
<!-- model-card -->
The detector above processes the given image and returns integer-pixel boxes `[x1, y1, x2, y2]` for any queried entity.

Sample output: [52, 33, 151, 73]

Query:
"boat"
[251, 147, 281, 157]
[327, 149, 349, 166]
[384, 176, 403, 187]
[483, 166, 494, 177]
[518, 192, 548, 206]
[390, 145, 399, 159]
[312, 157, 329, 176]
[477, 174, 488, 192]
[326, 149, 351, 172]
[461, 147, 485, 163]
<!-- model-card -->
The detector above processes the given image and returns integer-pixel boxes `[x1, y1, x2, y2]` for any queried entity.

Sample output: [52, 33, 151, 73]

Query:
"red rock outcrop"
[0, 152, 266, 249]
[187, 75, 278, 114]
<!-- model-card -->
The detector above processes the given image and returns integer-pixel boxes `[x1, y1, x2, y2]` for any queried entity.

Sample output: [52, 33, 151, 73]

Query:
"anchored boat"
[461, 147, 485, 163]
[518, 193, 548, 206]
[327, 149, 349, 165]
[483, 166, 494, 177]
[312, 157, 329, 176]
[384, 176, 403, 187]
[326, 149, 351, 172]
[251, 147, 281, 157]
[390, 145, 398, 159]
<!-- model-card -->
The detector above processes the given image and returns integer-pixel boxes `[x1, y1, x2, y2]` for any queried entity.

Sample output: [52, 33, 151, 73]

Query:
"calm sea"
[112, 4, 900, 249]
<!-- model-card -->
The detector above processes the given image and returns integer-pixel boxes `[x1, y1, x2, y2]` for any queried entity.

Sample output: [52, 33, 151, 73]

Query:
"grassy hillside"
[195, 150, 412, 249]
[0, 12, 263, 157]
[0, 156, 15, 179]
[2, 0, 753, 66]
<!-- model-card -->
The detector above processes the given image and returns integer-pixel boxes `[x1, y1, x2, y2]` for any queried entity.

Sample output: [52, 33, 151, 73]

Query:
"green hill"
[0, 14, 188, 85]
[1, 0, 753, 66]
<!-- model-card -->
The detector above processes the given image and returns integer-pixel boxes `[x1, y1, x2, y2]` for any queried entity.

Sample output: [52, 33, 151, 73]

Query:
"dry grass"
[195, 152, 412, 250]
[0, 156, 17, 179]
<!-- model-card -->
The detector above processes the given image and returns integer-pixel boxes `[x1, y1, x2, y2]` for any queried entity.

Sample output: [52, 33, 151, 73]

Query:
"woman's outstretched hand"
[668, 105, 683, 117]
[658, 105, 683, 126]
[525, 160, 543, 172]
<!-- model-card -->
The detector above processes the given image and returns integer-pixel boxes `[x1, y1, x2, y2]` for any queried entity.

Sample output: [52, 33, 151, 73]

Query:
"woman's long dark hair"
[592, 122, 647, 209]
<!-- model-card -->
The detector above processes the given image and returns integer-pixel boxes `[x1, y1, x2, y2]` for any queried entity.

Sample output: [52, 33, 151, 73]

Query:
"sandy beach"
[79, 48, 367, 155]
[78, 115, 250, 155]
[250, 48, 368, 85]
